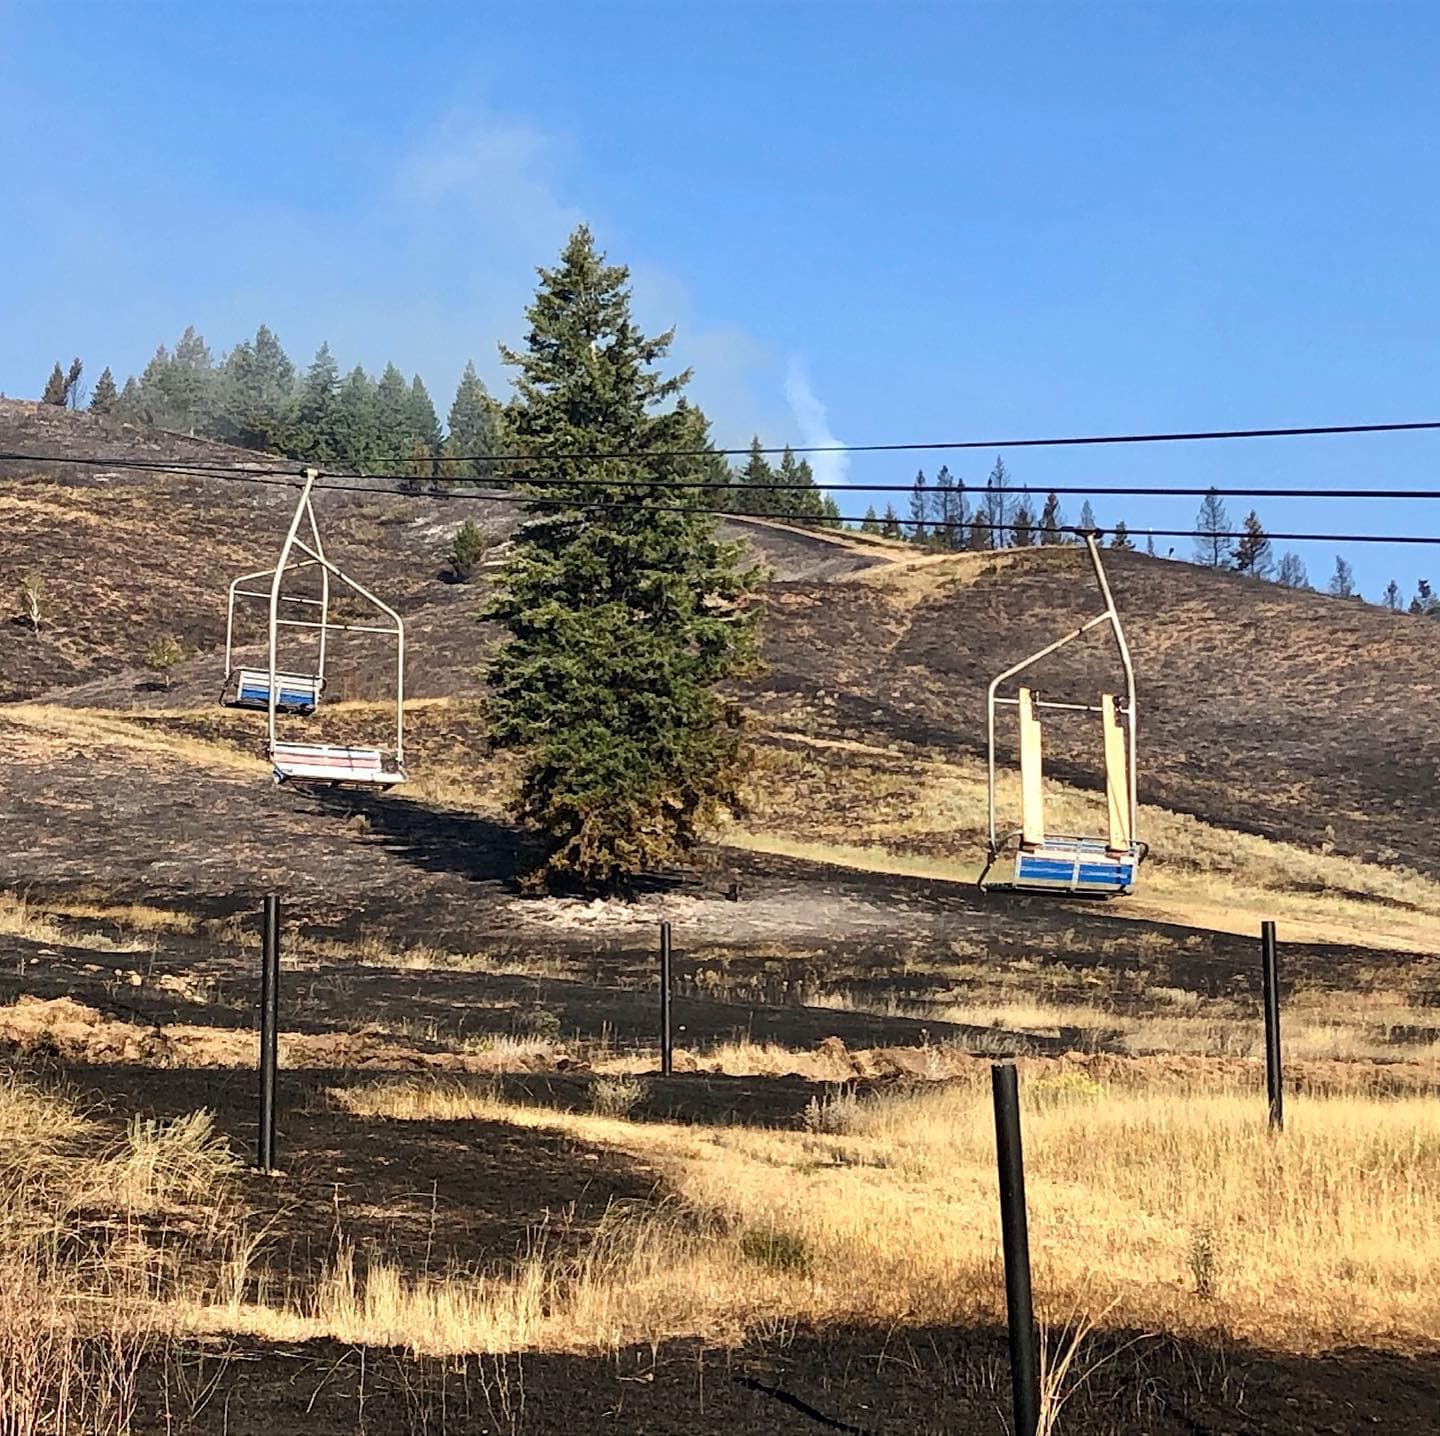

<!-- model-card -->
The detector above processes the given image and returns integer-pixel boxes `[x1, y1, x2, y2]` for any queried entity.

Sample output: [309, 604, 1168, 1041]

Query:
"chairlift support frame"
[223, 469, 408, 787]
[980, 532, 1143, 896]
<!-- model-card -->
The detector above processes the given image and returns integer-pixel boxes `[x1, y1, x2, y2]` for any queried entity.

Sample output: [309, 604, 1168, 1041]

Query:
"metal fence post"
[1261, 920, 1283, 1131]
[257, 894, 281, 1172]
[992, 1063, 1039, 1436]
[659, 921, 673, 1076]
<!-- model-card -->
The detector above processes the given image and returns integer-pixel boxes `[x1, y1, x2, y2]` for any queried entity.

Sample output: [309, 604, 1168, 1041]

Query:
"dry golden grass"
[1, 704, 267, 776]
[317, 1071, 1440, 1358]
[733, 736, 1440, 952]
[0, 1075, 251, 1433]
[0, 892, 158, 955]
[810, 986, 1440, 1066]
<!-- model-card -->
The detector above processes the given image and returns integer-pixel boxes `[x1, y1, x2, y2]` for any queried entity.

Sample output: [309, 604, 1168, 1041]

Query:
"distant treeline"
[33, 338, 1433, 611]
[874, 463, 1434, 614]
[39, 331, 837, 518]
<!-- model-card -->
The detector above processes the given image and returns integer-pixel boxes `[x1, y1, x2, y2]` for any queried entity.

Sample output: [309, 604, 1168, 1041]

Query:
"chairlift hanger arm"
[985, 534, 1139, 858]
[266, 470, 407, 767]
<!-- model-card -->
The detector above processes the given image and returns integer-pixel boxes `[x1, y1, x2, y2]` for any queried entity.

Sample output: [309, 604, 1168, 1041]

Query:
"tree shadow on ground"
[136, 1319, 1440, 1435]
[304, 788, 536, 887]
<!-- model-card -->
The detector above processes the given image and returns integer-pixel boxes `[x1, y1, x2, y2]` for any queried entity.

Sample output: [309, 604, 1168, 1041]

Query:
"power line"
[4, 414, 1440, 479]
[6, 447, 1440, 545]
[9, 446, 1440, 503]
[0, 451, 292, 477]
[392, 417, 1440, 464]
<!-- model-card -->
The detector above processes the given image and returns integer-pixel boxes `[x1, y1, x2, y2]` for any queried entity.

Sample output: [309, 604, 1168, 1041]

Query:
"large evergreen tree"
[485, 226, 761, 891]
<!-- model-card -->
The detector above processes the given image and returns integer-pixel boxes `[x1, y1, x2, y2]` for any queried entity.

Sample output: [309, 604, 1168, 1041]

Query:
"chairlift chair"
[221, 469, 408, 789]
[979, 532, 1144, 897]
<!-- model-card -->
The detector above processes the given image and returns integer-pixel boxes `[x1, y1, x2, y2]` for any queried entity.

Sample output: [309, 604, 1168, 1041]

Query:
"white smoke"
[783, 358, 849, 490]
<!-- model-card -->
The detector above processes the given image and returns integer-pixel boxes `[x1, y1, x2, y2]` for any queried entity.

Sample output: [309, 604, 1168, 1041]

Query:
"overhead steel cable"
[4, 414, 1440, 478]
[7, 448, 1440, 543]
[8, 446, 1440, 503]
[0, 450, 295, 476]
[370, 417, 1440, 464]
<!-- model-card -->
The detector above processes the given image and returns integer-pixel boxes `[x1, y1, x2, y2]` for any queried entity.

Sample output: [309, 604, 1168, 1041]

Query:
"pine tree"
[1328, 555, 1357, 599]
[89, 368, 119, 415]
[968, 516, 992, 551]
[1383, 579, 1402, 611]
[1010, 501, 1035, 547]
[63, 358, 84, 409]
[673, 399, 731, 510]
[819, 493, 842, 529]
[1145, 534, 1157, 557]
[169, 326, 214, 434]
[1078, 499, 1098, 533]
[407, 375, 442, 475]
[860, 506, 881, 535]
[135, 346, 174, 426]
[486, 225, 761, 891]
[1193, 489, 1232, 568]
[1232, 510, 1272, 576]
[983, 455, 1011, 545]
[333, 366, 381, 471]
[1275, 552, 1309, 589]
[216, 325, 295, 452]
[908, 469, 930, 542]
[1411, 580, 1440, 616]
[1111, 521, 1134, 551]
[733, 438, 776, 514]
[294, 343, 341, 465]
[41, 362, 67, 406]
[880, 503, 902, 538]
[372, 362, 411, 474]
[1039, 491, 1064, 545]
[776, 448, 825, 522]
[445, 360, 505, 479]
[933, 465, 966, 548]
[117, 376, 141, 417]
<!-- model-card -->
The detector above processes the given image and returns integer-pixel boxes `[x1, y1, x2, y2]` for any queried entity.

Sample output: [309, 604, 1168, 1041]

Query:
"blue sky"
[3, 1, 1438, 595]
